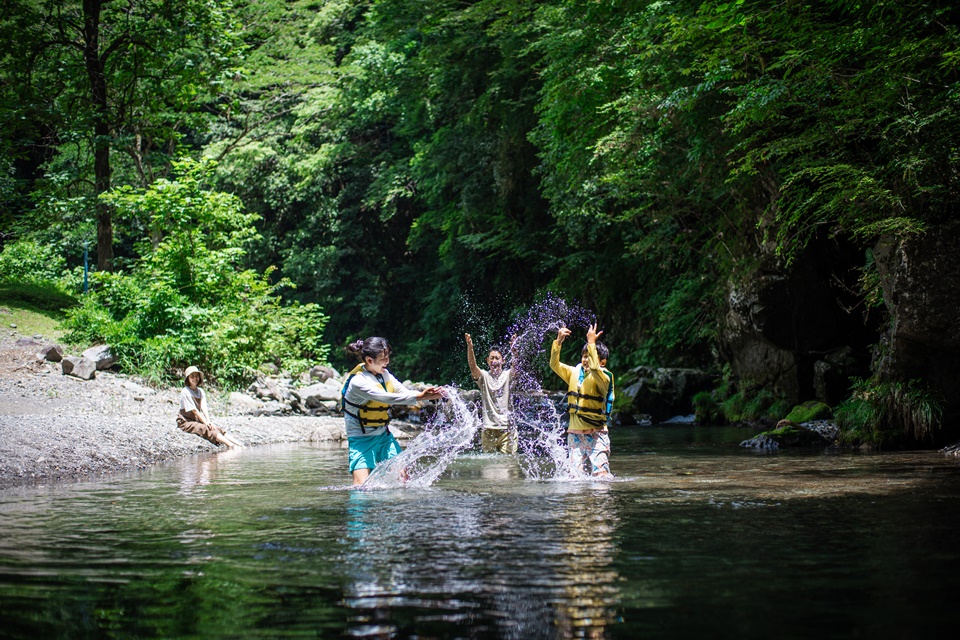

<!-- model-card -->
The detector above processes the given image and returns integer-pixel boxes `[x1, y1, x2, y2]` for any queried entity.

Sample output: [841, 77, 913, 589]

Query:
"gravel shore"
[0, 336, 348, 490]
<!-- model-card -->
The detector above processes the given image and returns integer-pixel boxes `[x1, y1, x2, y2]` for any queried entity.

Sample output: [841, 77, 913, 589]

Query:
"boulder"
[298, 380, 343, 408]
[309, 365, 340, 382]
[310, 422, 345, 442]
[81, 345, 117, 370]
[739, 434, 780, 450]
[62, 356, 97, 380]
[228, 392, 263, 413]
[259, 362, 280, 375]
[255, 400, 287, 415]
[312, 400, 339, 414]
[618, 366, 715, 422]
[740, 419, 838, 449]
[248, 377, 285, 402]
[61, 356, 81, 375]
[120, 381, 155, 396]
[38, 344, 63, 362]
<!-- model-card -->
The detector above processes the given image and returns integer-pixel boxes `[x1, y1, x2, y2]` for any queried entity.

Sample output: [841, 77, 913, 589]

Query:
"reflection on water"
[1, 429, 960, 639]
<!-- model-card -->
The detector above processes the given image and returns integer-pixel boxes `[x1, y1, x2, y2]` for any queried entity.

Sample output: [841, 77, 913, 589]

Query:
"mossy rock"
[752, 419, 833, 447]
[765, 420, 801, 437]
[785, 401, 832, 424]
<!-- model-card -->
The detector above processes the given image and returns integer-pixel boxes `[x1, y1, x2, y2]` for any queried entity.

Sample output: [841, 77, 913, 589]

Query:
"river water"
[2, 425, 959, 639]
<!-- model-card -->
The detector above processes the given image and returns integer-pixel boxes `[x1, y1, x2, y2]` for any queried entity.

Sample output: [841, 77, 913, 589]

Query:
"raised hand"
[586, 322, 603, 344]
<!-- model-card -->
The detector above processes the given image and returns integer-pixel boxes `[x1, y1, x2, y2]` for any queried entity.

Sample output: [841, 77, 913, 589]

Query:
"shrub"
[720, 391, 747, 423]
[765, 398, 795, 422]
[692, 390, 721, 424]
[836, 378, 943, 447]
[743, 389, 777, 421]
[0, 239, 65, 284]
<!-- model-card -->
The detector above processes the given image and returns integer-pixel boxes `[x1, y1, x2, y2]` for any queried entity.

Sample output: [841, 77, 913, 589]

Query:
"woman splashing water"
[341, 337, 444, 486]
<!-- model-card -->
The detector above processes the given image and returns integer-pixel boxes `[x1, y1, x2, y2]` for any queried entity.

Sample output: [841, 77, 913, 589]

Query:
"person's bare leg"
[352, 468, 370, 486]
[223, 433, 245, 448]
[213, 433, 236, 449]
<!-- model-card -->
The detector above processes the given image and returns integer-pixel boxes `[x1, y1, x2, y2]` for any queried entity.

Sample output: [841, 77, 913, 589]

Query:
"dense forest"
[2, 1, 959, 446]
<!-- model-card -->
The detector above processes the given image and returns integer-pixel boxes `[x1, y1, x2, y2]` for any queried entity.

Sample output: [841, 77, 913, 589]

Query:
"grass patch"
[836, 378, 942, 446]
[0, 282, 80, 342]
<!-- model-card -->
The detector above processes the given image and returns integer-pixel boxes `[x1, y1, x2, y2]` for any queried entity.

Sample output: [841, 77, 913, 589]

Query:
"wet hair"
[582, 341, 609, 362]
[488, 344, 505, 358]
[346, 336, 392, 362]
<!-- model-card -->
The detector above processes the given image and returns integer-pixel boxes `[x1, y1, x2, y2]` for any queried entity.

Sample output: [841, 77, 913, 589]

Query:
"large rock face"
[618, 366, 715, 423]
[874, 222, 960, 444]
[719, 238, 876, 404]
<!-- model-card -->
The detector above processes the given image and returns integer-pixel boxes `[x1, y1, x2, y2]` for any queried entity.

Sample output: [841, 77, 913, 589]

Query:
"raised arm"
[584, 322, 605, 373]
[550, 326, 575, 383]
[465, 333, 482, 381]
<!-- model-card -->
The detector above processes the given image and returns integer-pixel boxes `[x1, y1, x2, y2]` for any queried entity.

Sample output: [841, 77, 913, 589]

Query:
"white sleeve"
[346, 370, 422, 406]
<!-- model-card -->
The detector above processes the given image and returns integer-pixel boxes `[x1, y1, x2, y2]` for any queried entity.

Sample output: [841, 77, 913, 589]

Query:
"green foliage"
[61, 160, 330, 387]
[0, 239, 67, 286]
[836, 378, 943, 447]
[785, 401, 833, 424]
[1, 0, 246, 269]
[742, 389, 777, 421]
[5, 0, 959, 405]
[765, 397, 794, 423]
[720, 391, 747, 423]
[694, 383, 790, 424]
[692, 390, 722, 424]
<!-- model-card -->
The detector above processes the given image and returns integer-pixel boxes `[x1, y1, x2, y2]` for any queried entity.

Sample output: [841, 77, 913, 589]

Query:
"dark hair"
[346, 336, 392, 362]
[582, 341, 609, 362]
[488, 344, 505, 357]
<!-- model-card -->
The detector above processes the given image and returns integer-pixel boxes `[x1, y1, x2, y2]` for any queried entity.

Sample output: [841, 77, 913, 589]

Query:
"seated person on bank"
[177, 366, 244, 449]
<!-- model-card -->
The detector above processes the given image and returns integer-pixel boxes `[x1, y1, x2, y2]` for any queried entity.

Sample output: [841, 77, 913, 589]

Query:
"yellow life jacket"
[564, 367, 615, 429]
[340, 364, 395, 433]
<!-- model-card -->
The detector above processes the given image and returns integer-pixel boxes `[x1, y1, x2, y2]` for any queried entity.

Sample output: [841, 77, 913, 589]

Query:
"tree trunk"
[83, 0, 113, 271]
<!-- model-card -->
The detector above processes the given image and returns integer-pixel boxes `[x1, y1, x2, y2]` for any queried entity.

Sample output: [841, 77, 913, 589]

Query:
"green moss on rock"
[785, 401, 832, 424]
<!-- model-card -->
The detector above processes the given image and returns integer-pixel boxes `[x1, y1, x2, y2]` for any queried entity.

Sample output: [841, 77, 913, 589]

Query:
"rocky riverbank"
[0, 336, 369, 490]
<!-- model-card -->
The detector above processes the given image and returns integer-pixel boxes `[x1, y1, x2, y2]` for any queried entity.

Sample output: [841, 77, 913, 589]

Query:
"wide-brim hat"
[184, 366, 204, 383]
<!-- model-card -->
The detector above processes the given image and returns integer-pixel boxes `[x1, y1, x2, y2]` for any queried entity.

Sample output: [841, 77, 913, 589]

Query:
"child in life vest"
[177, 366, 245, 449]
[549, 323, 615, 477]
[341, 337, 444, 485]
[465, 333, 517, 454]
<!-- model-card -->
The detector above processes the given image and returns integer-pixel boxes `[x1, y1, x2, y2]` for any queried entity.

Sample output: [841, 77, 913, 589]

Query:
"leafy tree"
[0, 0, 244, 268]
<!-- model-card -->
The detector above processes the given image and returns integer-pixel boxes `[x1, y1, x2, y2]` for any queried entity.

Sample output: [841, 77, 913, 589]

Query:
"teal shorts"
[348, 429, 403, 473]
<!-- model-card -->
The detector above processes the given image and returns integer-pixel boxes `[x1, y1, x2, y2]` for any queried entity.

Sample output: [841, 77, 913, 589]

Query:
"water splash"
[506, 294, 603, 482]
[363, 294, 611, 489]
[362, 387, 482, 490]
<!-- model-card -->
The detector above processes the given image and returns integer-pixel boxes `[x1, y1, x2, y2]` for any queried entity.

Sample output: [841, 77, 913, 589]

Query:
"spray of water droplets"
[362, 386, 482, 490]
[361, 293, 611, 489]
[506, 294, 607, 482]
